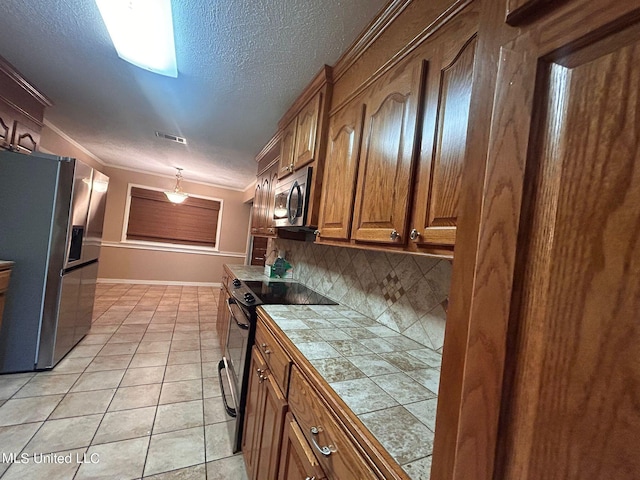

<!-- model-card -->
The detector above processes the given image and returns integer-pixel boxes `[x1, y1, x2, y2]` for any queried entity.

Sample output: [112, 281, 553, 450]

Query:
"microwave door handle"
[286, 181, 301, 224]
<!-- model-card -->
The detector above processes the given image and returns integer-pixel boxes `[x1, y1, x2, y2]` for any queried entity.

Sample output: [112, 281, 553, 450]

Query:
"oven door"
[218, 297, 252, 452]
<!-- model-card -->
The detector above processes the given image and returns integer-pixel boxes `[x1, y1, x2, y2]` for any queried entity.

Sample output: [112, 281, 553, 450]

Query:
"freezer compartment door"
[38, 260, 99, 369]
[44, 267, 82, 369]
[74, 261, 99, 344]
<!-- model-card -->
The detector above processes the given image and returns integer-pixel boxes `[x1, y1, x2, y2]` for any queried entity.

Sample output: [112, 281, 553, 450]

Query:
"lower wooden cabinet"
[242, 346, 288, 480]
[216, 284, 231, 351]
[279, 412, 326, 480]
[288, 366, 380, 480]
[247, 312, 406, 480]
[0, 264, 13, 330]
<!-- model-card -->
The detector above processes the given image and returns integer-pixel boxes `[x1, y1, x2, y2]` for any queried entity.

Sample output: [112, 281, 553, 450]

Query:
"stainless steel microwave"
[273, 166, 312, 228]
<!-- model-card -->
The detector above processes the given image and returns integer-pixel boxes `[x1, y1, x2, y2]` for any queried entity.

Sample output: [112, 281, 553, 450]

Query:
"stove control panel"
[230, 278, 263, 308]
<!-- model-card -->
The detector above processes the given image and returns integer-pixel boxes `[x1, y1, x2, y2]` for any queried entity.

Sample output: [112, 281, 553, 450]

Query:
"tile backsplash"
[270, 239, 451, 352]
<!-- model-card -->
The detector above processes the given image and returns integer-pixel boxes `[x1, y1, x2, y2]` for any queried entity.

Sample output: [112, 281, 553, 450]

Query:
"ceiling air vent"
[155, 131, 187, 145]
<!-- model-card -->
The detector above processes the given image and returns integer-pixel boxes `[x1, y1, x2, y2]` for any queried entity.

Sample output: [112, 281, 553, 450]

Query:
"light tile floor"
[0, 283, 248, 480]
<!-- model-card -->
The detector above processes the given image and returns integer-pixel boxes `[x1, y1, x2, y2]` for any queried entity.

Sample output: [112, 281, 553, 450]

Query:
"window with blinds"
[126, 187, 221, 247]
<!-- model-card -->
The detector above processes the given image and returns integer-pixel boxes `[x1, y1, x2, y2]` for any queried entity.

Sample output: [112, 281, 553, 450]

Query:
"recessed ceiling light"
[95, 0, 178, 77]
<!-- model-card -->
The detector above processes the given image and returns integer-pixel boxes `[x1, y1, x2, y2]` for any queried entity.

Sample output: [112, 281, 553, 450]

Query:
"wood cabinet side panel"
[434, 2, 640, 480]
[497, 24, 640, 480]
[216, 286, 230, 351]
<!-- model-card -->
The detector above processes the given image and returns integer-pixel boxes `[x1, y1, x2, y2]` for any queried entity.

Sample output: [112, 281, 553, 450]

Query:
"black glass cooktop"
[243, 281, 337, 306]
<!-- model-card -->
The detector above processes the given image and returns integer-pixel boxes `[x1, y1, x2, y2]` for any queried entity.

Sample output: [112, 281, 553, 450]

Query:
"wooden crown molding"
[330, 0, 474, 116]
[332, 0, 414, 82]
[278, 64, 333, 129]
[255, 130, 282, 174]
[0, 56, 53, 107]
[0, 95, 45, 127]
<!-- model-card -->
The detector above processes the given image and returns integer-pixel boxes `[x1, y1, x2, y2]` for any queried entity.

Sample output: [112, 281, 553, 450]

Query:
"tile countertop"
[226, 265, 440, 479]
[225, 264, 294, 283]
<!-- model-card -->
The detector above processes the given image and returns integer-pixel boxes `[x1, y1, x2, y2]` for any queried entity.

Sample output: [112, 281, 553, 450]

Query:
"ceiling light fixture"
[95, 0, 178, 77]
[164, 168, 189, 204]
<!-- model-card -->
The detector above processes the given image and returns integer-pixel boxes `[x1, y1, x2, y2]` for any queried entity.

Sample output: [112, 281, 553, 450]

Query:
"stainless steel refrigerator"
[0, 150, 109, 372]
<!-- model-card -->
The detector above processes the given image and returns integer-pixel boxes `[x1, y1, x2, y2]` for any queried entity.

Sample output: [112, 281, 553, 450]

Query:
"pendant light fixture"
[164, 168, 189, 204]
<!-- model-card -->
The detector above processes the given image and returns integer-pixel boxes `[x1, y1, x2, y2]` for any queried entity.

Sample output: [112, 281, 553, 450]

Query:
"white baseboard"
[98, 278, 222, 287]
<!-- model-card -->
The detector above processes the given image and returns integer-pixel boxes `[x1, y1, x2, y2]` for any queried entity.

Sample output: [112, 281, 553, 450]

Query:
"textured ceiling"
[0, 0, 387, 189]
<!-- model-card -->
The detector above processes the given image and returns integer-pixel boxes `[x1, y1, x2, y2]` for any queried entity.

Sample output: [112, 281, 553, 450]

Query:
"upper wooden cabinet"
[278, 120, 297, 178]
[278, 93, 321, 178]
[315, 1, 479, 255]
[276, 67, 332, 228]
[410, 27, 478, 250]
[251, 133, 280, 237]
[0, 55, 51, 154]
[292, 92, 321, 169]
[278, 74, 328, 180]
[351, 58, 426, 245]
[316, 98, 365, 241]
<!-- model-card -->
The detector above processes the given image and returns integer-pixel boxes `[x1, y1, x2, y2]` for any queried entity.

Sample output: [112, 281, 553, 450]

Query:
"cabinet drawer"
[288, 366, 380, 480]
[256, 319, 291, 394]
[0, 269, 11, 293]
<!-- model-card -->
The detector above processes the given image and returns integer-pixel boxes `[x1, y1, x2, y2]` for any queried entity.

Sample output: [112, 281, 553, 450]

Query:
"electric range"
[218, 277, 336, 452]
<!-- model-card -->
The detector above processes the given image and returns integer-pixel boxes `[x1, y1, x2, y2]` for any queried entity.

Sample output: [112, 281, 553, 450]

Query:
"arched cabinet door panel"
[316, 98, 365, 241]
[351, 58, 426, 245]
[412, 31, 478, 249]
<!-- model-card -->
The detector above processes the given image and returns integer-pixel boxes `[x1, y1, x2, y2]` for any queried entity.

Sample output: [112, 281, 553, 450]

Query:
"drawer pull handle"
[310, 426, 335, 457]
[261, 343, 271, 354]
[305, 477, 316, 480]
[257, 368, 267, 383]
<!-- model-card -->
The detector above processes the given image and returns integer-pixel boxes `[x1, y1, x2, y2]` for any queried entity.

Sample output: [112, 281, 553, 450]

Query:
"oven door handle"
[217, 360, 237, 418]
[227, 298, 250, 330]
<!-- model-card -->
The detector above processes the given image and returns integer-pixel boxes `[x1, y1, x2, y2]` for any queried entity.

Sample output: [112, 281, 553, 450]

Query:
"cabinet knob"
[289, 162, 294, 172]
[261, 343, 271, 355]
[390, 229, 400, 241]
[313, 230, 320, 237]
[410, 228, 420, 241]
